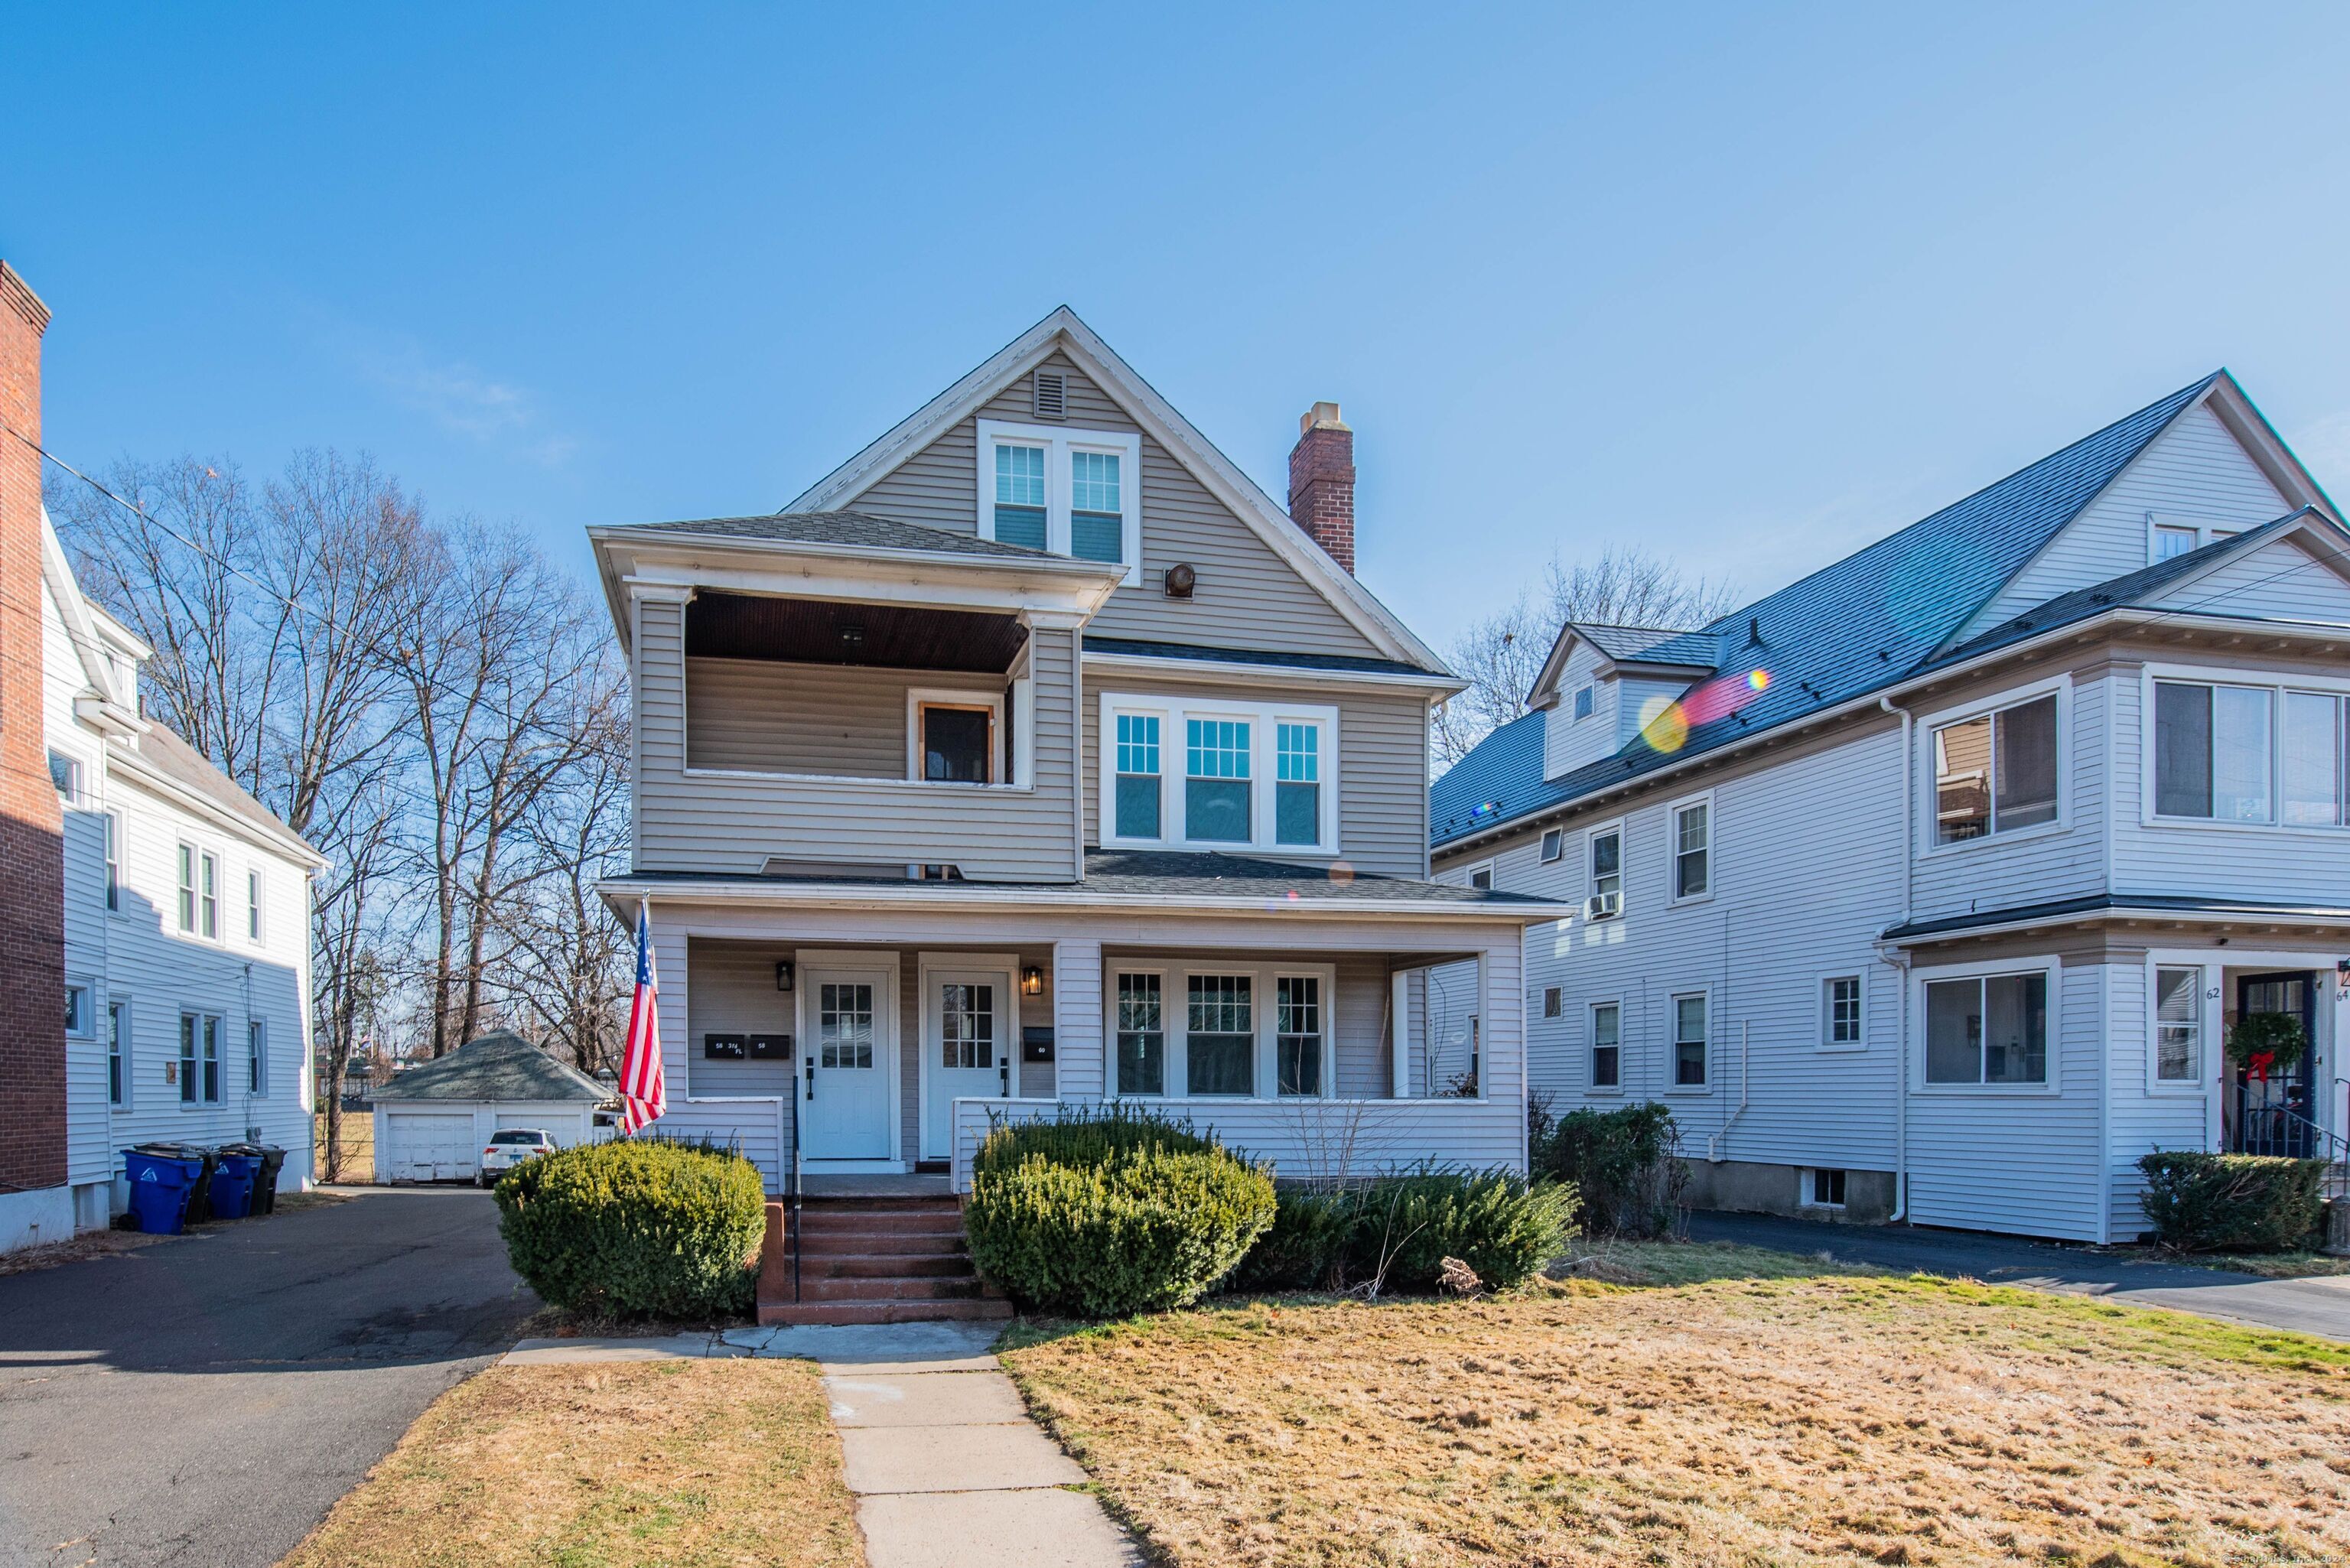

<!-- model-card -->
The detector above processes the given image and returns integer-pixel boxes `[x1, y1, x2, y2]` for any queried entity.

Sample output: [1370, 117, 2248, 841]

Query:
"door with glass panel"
[924, 970, 1007, 1160]
[2231, 972, 2316, 1159]
[801, 969, 892, 1160]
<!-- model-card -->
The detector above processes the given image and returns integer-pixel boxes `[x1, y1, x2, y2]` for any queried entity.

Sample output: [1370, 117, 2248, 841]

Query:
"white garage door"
[382, 1111, 478, 1182]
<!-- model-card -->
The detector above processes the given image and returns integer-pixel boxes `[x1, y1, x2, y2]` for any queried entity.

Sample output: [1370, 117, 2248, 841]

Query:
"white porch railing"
[949, 1095, 1524, 1192]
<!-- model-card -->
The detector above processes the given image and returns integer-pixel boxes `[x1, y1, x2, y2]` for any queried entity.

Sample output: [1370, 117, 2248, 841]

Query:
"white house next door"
[802, 969, 893, 1160]
[925, 969, 1010, 1160]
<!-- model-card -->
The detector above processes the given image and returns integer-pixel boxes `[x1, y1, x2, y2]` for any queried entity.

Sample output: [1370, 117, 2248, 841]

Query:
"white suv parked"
[477, 1128, 555, 1186]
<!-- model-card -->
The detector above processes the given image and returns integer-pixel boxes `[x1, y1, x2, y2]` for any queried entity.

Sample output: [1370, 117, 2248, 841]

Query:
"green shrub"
[1230, 1167, 1577, 1296]
[1531, 1099, 1687, 1238]
[970, 1101, 1215, 1178]
[964, 1109, 1274, 1317]
[495, 1139, 765, 1319]
[2137, 1150, 2328, 1252]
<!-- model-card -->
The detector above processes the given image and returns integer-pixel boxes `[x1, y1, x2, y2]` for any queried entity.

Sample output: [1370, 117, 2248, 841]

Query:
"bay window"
[975, 420, 1141, 581]
[1933, 691, 2058, 844]
[1923, 970, 2048, 1085]
[1100, 694, 1337, 855]
[2155, 676, 2350, 826]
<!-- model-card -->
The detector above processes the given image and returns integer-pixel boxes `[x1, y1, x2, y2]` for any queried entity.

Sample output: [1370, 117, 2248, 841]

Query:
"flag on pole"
[618, 903, 666, 1135]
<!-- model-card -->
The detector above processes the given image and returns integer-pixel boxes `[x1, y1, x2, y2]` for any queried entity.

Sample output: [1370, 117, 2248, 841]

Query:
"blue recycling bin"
[122, 1149, 202, 1235]
[208, 1151, 259, 1219]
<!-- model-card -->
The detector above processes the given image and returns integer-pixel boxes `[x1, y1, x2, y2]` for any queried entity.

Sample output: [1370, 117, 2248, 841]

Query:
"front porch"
[635, 885, 1541, 1196]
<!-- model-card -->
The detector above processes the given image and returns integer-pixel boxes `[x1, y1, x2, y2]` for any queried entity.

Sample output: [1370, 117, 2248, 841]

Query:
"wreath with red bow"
[2224, 1011, 2308, 1083]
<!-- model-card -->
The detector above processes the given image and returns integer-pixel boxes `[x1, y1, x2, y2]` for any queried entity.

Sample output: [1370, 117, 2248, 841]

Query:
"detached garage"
[371, 1030, 611, 1183]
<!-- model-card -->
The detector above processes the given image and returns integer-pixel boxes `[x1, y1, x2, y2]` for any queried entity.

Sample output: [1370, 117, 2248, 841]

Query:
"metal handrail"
[2241, 1102, 2350, 1198]
[787, 1065, 803, 1305]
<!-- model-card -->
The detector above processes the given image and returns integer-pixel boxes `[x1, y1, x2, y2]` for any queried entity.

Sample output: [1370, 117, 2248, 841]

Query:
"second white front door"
[802, 969, 893, 1160]
[925, 969, 1010, 1160]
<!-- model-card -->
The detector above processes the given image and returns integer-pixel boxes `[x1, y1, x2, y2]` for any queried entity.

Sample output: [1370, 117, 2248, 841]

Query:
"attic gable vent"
[1033, 369, 1066, 421]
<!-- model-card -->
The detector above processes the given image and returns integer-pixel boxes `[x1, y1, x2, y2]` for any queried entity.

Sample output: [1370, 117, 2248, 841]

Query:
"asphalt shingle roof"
[610, 510, 1063, 561]
[371, 1030, 610, 1104]
[1433, 373, 2225, 850]
[1082, 636, 1442, 678]
[136, 722, 313, 851]
[1570, 623, 1707, 665]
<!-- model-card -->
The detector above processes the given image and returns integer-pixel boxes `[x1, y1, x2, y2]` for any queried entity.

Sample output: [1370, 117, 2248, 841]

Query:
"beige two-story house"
[591, 309, 1564, 1199]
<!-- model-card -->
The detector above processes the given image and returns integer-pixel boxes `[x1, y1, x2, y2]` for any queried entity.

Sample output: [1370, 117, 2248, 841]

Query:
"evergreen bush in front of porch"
[494, 1140, 765, 1319]
[2137, 1151, 2329, 1253]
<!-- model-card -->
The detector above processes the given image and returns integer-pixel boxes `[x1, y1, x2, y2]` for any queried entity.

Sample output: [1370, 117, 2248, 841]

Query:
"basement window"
[1802, 1168, 1848, 1209]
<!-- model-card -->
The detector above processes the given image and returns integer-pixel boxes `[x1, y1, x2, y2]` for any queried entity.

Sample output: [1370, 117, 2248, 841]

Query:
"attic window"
[1033, 370, 1067, 421]
[976, 420, 1142, 584]
[1573, 684, 1596, 721]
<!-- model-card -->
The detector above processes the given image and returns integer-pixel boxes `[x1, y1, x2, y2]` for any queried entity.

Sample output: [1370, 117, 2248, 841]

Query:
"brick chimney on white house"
[1287, 401, 1355, 573]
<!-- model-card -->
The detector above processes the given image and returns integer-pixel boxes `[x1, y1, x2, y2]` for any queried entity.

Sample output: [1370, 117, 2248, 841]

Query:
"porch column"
[1390, 967, 1413, 1098]
[1053, 939, 1104, 1101]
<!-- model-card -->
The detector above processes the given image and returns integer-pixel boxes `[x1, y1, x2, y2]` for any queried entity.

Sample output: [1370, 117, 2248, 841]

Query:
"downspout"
[1880, 696, 1911, 1224]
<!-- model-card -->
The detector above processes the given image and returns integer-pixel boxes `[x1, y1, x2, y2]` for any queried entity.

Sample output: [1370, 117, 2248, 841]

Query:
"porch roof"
[602, 849, 1574, 920]
[1883, 892, 2350, 945]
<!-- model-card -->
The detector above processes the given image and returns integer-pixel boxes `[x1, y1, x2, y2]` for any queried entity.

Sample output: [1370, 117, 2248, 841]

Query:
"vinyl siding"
[1542, 643, 1619, 781]
[850, 352, 1382, 659]
[1080, 672, 1430, 876]
[633, 597, 1081, 881]
[2142, 534, 2350, 623]
[1961, 402, 2292, 639]
[685, 657, 1000, 778]
[1613, 675, 1691, 750]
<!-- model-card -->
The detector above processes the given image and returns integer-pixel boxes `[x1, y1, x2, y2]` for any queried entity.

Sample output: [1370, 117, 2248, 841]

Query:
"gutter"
[597, 877, 1581, 923]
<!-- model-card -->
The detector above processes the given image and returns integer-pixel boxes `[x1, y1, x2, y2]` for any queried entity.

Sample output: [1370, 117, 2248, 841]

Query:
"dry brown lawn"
[1003, 1270, 2350, 1568]
[279, 1358, 861, 1568]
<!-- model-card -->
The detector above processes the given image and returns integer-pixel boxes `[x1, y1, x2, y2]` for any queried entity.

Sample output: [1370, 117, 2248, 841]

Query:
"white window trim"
[2145, 511, 2243, 564]
[1572, 682, 1597, 721]
[1798, 1168, 1849, 1210]
[915, 953, 1024, 1159]
[1101, 960, 1340, 1102]
[246, 866, 265, 945]
[1538, 828, 1564, 864]
[1666, 790, 1714, 906]
[904, 687, 1009, 788]
[108, 999, 129, 1110]
[1540, 985, 1562, 1020]
[1665, 988, 1712, 1095]
[1908, 953, 2061, 1097]
[103, 811, 122, 914]
[65, 980, 94, 1039]
[2144, 958, 2212, 1098]
[2138, 661, 2350, 834]
[1587, 996, 1624, 1096]
[1919, 674, 2071, 857]
[1096, 691, 1340, 857]
[1584, 818, 1625, 920]
[248, 1018, 269, 1098]
[1463, 858, 1496, 892]
[976, 418, 1143, 587]
[181, 1009, 225, 1107]
[1816, 971, 1867, 1052]
[200, 850, 220, 942]
[176, 841, 198, 934]
[48, 748, 86, 807]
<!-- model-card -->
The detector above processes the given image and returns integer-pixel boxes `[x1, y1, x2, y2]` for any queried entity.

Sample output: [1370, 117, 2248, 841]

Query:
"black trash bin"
[223, 1143, 288, 1215]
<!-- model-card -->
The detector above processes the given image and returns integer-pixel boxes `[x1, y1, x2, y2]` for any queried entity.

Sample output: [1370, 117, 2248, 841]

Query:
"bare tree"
[1433, 545, 1738, 766]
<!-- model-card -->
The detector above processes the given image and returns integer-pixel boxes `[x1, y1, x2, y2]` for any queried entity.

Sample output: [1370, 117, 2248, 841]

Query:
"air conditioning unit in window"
[1584, 892, 1621, 920]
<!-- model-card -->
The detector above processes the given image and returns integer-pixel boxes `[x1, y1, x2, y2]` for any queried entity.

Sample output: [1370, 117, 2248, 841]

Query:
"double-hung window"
[177, 844, 197, 932]
[2154, 677, 2350, 827]
[248, 1020, 268, 1096]
[1587, 826, 1623, 916]
[976, 420, 1142, 581]
[108, 1001, 127, 1107]
[2153, 965, 2202, 1083]
[103, 812, 122, 912]
[1932, 691, 2059, 844]
[181, 1011, 223, 1104]
[1115, 972, 1165, 1096]
[1671, 993, 1708, 1087]
[1115, 714, 1161, 838]
[246, 868, 265, 942]
[1924, 970, 2048, 1085]
[1821, 975, 1863, 1048]
[200, 852, 219, 939]
[1186, 974, 1254, 1096]
[1112, 965, 1333, 1100]
[1274, 724, 1320, 847]
[1186, 719, 1251, 842]
[1590, 1000, 1621, 1089]
[1671, 798, 1710, 900]
[1275, 976, 1323, 1096]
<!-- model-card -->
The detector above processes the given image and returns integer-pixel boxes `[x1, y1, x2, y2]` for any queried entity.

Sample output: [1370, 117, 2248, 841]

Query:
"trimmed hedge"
[1531, 1100, 1687, 1238]
[964, 1108, 1274, 1318]
[1230, 1167, 1577, 1296]
[2137, 1150, 2329, 1252]
[495, 1139, 764, 1318]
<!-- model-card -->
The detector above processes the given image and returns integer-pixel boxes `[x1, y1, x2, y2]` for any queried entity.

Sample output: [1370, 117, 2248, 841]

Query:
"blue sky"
[8, 3, 2350, 649]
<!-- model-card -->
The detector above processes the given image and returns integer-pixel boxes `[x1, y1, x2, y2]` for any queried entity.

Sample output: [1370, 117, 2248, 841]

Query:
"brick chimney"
[1287, 400, 1355, 573]
[0, 260, 66, 1199]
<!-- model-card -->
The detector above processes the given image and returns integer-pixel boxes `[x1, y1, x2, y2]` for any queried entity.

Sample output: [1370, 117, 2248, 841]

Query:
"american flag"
[617, 903, 666, 1134]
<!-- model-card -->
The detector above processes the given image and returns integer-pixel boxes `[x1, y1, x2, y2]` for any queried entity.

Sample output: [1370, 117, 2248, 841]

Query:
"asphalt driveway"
[1689, 1209, 2350, 1342]
[0, 1186, 535, 1568]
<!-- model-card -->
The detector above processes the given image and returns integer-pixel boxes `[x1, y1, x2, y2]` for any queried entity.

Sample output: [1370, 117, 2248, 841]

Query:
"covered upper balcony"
[590, 512, 1126, 883]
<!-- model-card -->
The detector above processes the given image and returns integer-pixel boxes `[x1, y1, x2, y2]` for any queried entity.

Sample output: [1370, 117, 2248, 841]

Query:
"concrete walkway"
[1690, 1210, 2350, 1342]
[506, 1322, 1140, 1567]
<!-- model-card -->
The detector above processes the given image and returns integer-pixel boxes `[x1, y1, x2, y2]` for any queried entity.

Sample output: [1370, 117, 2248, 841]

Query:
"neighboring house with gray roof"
[588, 307, 1568, 1218]
[371, 1030, 612, 1183]
[39, 509, 325, 1236]
[1431, 371, 2350, 1243]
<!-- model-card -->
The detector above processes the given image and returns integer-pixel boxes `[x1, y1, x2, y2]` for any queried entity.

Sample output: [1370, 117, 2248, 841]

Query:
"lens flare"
[1639, 695, 1690, 753]
[1747, 668, 1771, 692]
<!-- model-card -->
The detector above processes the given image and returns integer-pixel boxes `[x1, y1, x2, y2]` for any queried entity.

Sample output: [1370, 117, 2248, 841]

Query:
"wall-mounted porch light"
[776, 960, 796, 993]
[1022, 965, 1044, 997]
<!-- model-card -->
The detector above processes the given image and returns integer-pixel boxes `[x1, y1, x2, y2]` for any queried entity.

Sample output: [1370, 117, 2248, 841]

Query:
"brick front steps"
[757, 1194, 1011, 1326]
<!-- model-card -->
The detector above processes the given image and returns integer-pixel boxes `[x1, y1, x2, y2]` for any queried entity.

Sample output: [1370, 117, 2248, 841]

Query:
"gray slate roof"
[371, 1030, 610, 1103]
[1434, 372, 2229, 850]
[609, 510, 1062, 561]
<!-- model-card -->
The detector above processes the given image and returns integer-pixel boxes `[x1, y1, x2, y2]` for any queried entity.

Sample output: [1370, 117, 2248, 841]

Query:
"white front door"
[925, 970, 1010, 1159]
[802, 970, 893, 1160]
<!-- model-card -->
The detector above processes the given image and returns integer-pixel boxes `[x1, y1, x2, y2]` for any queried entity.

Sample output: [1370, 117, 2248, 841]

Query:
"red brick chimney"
[1287, 400, 1355, 573]
[0, 260, 66, 1199]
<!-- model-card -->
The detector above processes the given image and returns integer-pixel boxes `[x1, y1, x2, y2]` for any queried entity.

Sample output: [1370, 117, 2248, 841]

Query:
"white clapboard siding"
[850, 351, 1381, 659]
[1542, 642, 1620, 782]
[685, 658, 1000, 778]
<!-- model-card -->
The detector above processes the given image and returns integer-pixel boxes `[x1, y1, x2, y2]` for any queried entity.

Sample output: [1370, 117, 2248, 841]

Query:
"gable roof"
[780, 307, 1449, 674]
[604, 510, 1066, 561]
[371, 1030, 610, 1103]
[1435, 371, 2323, 852]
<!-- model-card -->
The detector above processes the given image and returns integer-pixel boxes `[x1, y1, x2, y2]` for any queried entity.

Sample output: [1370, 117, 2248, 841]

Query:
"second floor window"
[247, 868, 265, 942]
[1934, 692, 2057, 844]
[1589, 827, 1622, 916]
[2156, 678, 2346, 826]
[1115, 714, 1160, 838]
[1105, 695, 1336, 855]
[1274, 724, 1320, 847]
[177, 844, 197, 932]
[992, 443, 1047, 549]
[200, 852, 219, 939]
[1672, 800, 1710, 899]
[1185, 719, 1251, 843]
[103, 812, 122, 912]
[918, 703, 994, 784]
